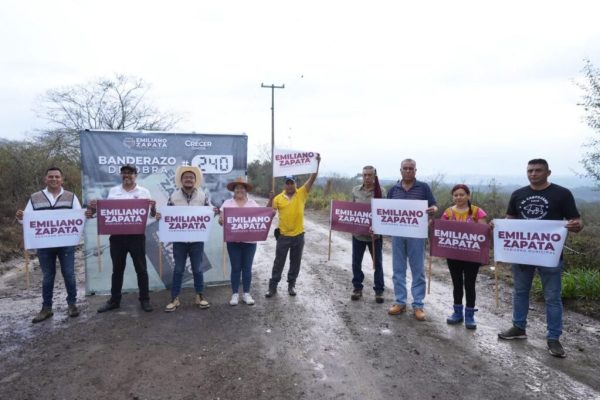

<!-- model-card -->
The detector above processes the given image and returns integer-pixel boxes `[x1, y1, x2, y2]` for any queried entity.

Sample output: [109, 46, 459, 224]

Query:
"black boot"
[97, 300, 120, 313]
[288, 285, 297, 296]
[265, 280, 278, 298]
[140, 300, 153, 312]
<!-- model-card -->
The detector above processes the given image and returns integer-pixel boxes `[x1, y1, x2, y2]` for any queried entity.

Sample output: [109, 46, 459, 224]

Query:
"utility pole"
[261, 83, 285, 192]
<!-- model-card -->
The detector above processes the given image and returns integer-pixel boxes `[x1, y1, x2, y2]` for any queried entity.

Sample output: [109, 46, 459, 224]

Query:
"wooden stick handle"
[328, 229, 332, 261]
[24, 249, 30, 289]
[221, 239, 228, 278]
[427, 255, 432, 295]
[495, 262, 499, 308]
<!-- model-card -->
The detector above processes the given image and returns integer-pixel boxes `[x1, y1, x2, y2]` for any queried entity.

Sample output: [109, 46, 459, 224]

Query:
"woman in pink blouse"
[219, 177, 260, 306]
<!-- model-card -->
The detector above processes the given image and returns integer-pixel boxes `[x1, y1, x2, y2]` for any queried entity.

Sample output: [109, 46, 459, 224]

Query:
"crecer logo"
[185, 140, 212, 149]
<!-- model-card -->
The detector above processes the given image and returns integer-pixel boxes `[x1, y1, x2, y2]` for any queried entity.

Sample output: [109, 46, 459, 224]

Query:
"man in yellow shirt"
[266, 154, 321, 297]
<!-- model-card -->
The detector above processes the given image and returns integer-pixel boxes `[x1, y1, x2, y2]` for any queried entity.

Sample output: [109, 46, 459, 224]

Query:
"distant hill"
[318, 174, 600, 203]
[569, 187, 600, 203]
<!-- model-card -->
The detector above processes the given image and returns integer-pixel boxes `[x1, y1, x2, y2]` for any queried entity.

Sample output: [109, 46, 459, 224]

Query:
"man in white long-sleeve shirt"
[88, 164, 156, 313]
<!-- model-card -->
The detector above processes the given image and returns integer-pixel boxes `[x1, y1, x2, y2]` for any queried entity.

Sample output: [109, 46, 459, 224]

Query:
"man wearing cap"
[265, 153, 321, 297]
[158, 166, 211, 312]
[16, 167, 82, 323]
[89, 164, 156, 313]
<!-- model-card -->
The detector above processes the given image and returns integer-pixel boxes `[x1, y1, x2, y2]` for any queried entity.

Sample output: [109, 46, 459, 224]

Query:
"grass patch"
[533, 268, 600, 300]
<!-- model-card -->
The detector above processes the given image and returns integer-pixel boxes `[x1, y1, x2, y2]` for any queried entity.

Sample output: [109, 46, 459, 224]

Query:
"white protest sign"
[273, 148, 319, 177]
[493, 219, 568, 267]
[371, 199, 428, 238]
[158, 206, 214, 243]
[23, 209, 86, 250]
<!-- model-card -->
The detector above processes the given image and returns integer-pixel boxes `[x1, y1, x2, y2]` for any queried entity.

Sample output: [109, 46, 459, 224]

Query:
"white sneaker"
[230, 293, 239, 306]
[242, 293, 255, 305]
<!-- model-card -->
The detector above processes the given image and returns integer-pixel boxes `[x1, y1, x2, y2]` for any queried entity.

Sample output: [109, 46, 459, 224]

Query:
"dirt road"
[1, 211, 599, 400]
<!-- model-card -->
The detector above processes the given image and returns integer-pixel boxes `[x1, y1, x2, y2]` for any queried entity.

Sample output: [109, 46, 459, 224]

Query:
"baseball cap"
[120, 164, 138, 174]
[284, 175, 296, 184]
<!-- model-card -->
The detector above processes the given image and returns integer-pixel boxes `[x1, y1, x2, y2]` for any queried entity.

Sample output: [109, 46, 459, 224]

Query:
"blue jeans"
[352, 236, 384, 292]
[227, 242, 257, 293]
[391, 237, 426, 309]
[37, 246, 77, 308]
[171, 242, 205, 299]
[512, 262, 563, 340]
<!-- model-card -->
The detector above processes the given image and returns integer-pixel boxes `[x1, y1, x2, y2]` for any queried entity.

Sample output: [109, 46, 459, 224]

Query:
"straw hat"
[226, 176, 254, 192]
[175, 166, 203, 189]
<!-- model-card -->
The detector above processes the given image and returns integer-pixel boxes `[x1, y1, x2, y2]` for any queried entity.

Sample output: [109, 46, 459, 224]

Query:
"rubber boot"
[446, 304, 464, 325]
[465, 307, 478, 329]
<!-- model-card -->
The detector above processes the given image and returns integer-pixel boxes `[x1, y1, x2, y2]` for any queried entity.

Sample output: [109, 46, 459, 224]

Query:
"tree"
[35, 73, 181, 158]
[579, 59, 600, 185]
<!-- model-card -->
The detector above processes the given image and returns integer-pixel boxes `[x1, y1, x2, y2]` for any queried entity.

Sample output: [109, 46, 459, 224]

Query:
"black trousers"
[269, 233, 305, 288]
[109, 234, 150, 302]
[447, 259, 480, 308]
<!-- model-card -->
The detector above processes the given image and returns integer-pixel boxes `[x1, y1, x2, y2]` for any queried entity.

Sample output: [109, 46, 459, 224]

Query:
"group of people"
[347, 158, 582, 358]
[16, 155, 582, 359]
[16, 155, 322, 316]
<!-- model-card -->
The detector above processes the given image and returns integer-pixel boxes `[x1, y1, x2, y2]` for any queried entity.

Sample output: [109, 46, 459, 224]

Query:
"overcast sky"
[1, 0, 599, 183]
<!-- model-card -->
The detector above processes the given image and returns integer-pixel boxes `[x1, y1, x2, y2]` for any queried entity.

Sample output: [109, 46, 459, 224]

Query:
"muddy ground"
[1, 210, 599, 400]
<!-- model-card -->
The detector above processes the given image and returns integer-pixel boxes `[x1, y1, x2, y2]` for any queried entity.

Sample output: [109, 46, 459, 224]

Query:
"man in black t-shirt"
[498, 159, 583, 358]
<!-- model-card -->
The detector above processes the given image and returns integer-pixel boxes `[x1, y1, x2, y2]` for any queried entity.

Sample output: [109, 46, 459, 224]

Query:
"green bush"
[533, 268, 600, 300]
[305, 187, 351, 210]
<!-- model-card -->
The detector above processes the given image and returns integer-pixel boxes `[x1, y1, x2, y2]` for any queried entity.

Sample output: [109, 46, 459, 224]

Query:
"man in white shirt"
[16, 167, 82, 323]
[88, 164, 156, 313]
